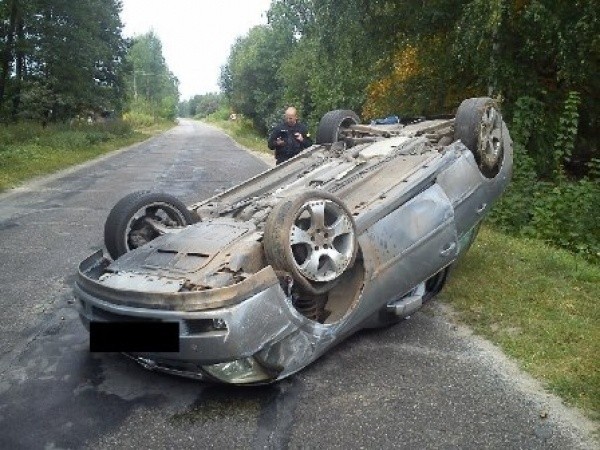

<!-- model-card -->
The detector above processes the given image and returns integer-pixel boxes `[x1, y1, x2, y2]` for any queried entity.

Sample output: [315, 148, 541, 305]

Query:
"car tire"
[421, 266, 451, 303]
[455, 97, 504, 178]
[263, 189, 358, 295]
[104, 191, 197, 259]
[315, 110, 360, 145]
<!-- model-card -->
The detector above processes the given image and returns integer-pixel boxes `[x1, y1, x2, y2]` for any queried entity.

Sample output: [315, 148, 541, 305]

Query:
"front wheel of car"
[315, 110, 360, 145]
[263, 189, 358, 295]
[104, 191, 197, 259]
[454, 97, 504, 178]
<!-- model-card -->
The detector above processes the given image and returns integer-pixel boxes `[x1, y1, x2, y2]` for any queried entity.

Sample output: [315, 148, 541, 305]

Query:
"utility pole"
[133, 70, 150, 101]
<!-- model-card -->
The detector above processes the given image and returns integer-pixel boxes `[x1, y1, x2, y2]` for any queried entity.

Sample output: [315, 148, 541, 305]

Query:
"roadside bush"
[488, 141, 538, 233]
[46, 132, 90, 150]
[84, 131, 111, 145]
[203, 105, 231, 122]
[525, 180, 600, 262]
[490, 94, 600, 263]
[489, 97, 540, 232]
[97, 119, 133, 137]
[11, 120, 133, 150]
[123, 111, 155, 128]
[0, 122, 47, 145]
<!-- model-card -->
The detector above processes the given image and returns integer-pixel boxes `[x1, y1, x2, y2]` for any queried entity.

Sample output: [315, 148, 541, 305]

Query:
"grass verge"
[203, 116, 270, 154]
[0, 120, 173, 192]
[442, 225, 599, 418]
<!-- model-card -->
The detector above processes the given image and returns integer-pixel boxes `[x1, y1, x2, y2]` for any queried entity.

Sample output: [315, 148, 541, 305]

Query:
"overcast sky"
[121, 0, 272, 100]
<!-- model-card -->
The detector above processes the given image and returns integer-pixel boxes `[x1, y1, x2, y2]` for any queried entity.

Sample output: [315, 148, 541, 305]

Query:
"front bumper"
[75, 251, 306, 383]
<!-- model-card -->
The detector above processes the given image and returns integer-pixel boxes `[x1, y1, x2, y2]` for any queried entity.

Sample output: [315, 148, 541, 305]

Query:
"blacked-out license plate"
[89, 321, 180, 352]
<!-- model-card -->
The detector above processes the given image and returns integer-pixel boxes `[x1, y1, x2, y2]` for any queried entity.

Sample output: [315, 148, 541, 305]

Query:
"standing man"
[268, 107, 313, 165]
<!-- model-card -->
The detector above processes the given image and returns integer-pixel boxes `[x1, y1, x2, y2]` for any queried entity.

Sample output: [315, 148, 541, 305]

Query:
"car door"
[358, 183, 458, 306]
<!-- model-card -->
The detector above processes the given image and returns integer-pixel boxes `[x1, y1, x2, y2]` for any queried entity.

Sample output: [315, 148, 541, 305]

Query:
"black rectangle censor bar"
[90, 321, 180, 352]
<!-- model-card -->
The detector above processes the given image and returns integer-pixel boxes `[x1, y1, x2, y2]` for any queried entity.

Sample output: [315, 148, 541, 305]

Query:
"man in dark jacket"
[268, 107, 313, 165]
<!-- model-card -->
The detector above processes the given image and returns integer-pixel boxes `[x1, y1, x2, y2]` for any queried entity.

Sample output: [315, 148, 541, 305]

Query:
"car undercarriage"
[75, 97, 513, 384]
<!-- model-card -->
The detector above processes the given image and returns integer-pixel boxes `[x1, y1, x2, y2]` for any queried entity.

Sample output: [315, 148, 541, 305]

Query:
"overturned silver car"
[75, 97, 512, 384]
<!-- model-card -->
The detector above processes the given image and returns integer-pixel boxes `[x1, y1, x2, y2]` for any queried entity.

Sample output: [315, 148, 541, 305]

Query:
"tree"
[183, 92, 222, 118]
[220, 25, 293, 133]
[453, 0, 599, 177]
[220, 0, 599, 177]
[0, 0, 127, 122]
[124, 31, 179, 121]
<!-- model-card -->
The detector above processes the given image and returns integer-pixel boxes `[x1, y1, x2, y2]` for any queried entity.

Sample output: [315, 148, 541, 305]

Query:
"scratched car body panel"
[75, 98, 513, 384]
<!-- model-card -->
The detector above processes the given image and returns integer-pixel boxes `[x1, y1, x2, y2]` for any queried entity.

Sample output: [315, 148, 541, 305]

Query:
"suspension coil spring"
[292, 294, 320, 321]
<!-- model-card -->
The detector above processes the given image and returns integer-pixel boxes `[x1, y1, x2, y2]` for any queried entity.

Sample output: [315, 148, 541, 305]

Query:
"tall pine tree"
[0, 0, 126, 122]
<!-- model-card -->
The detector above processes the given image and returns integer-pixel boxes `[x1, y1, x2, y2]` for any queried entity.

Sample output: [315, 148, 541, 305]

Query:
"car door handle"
[440, 242, 456, 257]
[477, 203, 487, 214]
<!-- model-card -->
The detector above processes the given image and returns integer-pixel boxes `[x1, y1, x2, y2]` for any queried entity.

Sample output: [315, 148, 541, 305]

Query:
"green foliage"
[487, 142, 537, 233]
[179, 93, 224, 118]
[216, 0, 600, 261]
[0, 2, 178, 126]
[524, 180, 600, 261]
[554, 91, 581, 179]
[490, 93, 599, 262]
[11, 81, 55, 122]
[204, 111, 270, 155]
[220, 25, 293, 133]
[0, 0, 126, 122]
[0, 121, 132, 148]
[276, 38, 315, 122]
[588, 158, 600, 180]
[160, 95, 178, 121]
[123, 111, 156, 129]
[452, 0, 599, 174]
[205, 104, 232, 122]
[122, 32, 180, 122]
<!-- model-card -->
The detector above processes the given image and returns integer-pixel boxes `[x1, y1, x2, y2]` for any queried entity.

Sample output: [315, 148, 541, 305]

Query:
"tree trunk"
[0, 0, 18, 110]
[11, 10, 24, 120]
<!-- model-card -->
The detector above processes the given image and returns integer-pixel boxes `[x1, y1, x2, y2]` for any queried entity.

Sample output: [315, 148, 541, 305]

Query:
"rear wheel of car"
[315, 110, 360, 144]
[421, 266, 451, 303]
[104, 191, 197, 259]
[455, 97, 504, 178]
[367, 266, 452, 328]
[263, 189, 358, 295]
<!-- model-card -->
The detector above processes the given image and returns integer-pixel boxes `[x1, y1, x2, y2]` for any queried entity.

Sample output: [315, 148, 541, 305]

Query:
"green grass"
[0, 120, 173, 192]
[443, 225, 600, 418]
[203, 115, 270, 154]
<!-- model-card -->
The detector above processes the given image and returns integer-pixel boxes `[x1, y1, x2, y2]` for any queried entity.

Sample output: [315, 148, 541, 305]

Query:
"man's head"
[284, 107, 298, 126]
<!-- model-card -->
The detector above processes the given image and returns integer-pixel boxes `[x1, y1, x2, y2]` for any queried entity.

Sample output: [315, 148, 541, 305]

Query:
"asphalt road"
[0, 120, 596, 449]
